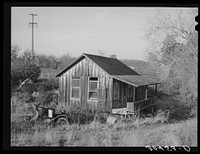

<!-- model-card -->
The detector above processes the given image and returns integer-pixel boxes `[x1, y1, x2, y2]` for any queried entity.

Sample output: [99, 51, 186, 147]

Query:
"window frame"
[71, 76, 81, 100]
[88, 77, 99, 100]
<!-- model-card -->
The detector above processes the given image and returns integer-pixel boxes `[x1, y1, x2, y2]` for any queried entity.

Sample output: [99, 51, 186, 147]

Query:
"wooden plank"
[133, 96, 157, 112]
[64, 74, 68, 107]
[125, 84, 128, 106]
[85, 59, 89, 76]
[95, 63, 98, 77]
[108, 77, 113, 112]
[65, 73, 69, 112]
[76, 62, 79, 76]
[104, 76, 109, 112]
[112, 108, 127, 114]
[85, 76, 89, 110]
[73, 63, 77, 76]
[63, 75, 66, 105]
[66, 72, 69, 108]
[80, 59, 83, 76]
[121, 81, 123, 104]
[104, 76, 108, 111]
[83, 58, 86, 76]
[76, 62, 80, 76]
[59, 77, 62, 104]
[62, 76, 65, 104]
[92, 62, 96, 76]
[89, 59, 92, 76]
[98, 67, 101, 89]
[73, 63, 76, 76]
[81, 76, 86, 108]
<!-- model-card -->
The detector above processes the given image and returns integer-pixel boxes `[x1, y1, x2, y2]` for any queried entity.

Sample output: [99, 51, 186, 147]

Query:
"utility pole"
[28, 13, 38, 60]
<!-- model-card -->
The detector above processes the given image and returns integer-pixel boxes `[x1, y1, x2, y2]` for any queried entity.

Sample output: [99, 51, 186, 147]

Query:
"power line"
[28, 13, 38, 60]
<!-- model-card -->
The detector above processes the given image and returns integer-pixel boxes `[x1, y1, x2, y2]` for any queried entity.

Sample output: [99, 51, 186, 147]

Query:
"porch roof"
[113, 74, 161, 87]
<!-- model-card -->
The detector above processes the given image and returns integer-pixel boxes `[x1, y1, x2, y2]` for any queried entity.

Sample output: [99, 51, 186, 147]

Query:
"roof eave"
[112, 76, 139, 87]
[112, 75, 161, 87]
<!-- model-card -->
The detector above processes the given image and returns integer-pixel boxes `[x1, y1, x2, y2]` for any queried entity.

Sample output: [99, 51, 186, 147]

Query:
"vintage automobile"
[36, 106, 69, 126]
[32, 104, 95, 126]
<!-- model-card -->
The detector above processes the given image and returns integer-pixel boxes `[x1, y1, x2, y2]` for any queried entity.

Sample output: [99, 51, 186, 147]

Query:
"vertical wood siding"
[59, 57, 113, 113]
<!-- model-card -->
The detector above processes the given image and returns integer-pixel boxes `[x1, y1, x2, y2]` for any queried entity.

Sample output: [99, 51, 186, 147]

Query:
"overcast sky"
[11, 7, 196, 60]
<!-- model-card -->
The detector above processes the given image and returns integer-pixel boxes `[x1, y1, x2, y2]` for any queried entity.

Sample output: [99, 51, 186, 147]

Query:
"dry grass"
[11, 117, 197, 147]
[11, 94, 197, 147]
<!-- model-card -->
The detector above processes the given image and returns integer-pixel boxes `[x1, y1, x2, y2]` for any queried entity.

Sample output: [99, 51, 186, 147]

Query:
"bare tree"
[98, 50, 106, 56]
[110, 54, 117, 59]
[21, 49, 33, 61]
[47, 55, 61, 69]
[145, 9, 197, 54]
[11, 45, 21, 61]
[145, 8, 198, 104]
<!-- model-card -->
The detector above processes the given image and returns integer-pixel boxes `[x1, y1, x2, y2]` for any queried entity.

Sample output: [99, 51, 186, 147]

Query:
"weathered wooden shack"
[56, 53, 160, 114]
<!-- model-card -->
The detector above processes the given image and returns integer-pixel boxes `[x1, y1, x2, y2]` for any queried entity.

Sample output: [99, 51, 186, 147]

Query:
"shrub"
[67, 110, 94, 125]
[37, 90, 58, 108]
[20, 62, 41, 83]
[11, 59, 25, 88]
[11, 60, 41, 88]
[37, 78, 59, 92]
[20, 82, 37, 95]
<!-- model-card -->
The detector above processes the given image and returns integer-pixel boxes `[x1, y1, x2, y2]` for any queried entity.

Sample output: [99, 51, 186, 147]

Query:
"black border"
[3, 1, 199, 152]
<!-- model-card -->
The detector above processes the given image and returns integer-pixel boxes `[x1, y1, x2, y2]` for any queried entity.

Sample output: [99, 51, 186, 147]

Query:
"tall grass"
[11, 117, 197, 146]
[11, 93, 197, 147]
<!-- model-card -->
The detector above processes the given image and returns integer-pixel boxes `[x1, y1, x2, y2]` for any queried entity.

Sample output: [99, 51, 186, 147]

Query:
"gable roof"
[84, 53, 140, 76]
[56, 53, 140, 77]
[56, 53, 160, 86]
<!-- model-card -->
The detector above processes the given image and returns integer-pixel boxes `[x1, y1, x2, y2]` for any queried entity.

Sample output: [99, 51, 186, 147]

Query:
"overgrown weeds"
[12, 109, 197, 147]
[11, 91, 197, 147]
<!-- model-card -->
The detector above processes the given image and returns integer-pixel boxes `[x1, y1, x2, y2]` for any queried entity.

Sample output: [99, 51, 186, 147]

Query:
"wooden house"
[56, 53, 160, 115]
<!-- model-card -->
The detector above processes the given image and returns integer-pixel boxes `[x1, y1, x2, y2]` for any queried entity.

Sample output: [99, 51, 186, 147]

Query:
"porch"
[111, 96, 157, 117]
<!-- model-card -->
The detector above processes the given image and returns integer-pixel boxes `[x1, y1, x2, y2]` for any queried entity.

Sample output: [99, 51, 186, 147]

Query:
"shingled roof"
[56, 53, 160, 86]
[84, 53, 140, 76]
[56, 53, 140, 77]
[113, 74, 160, 87]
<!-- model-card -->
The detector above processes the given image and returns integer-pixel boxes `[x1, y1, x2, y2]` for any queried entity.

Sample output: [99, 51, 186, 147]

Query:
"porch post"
[133, 86, 135, 102]
[145, 85, 148, 100]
